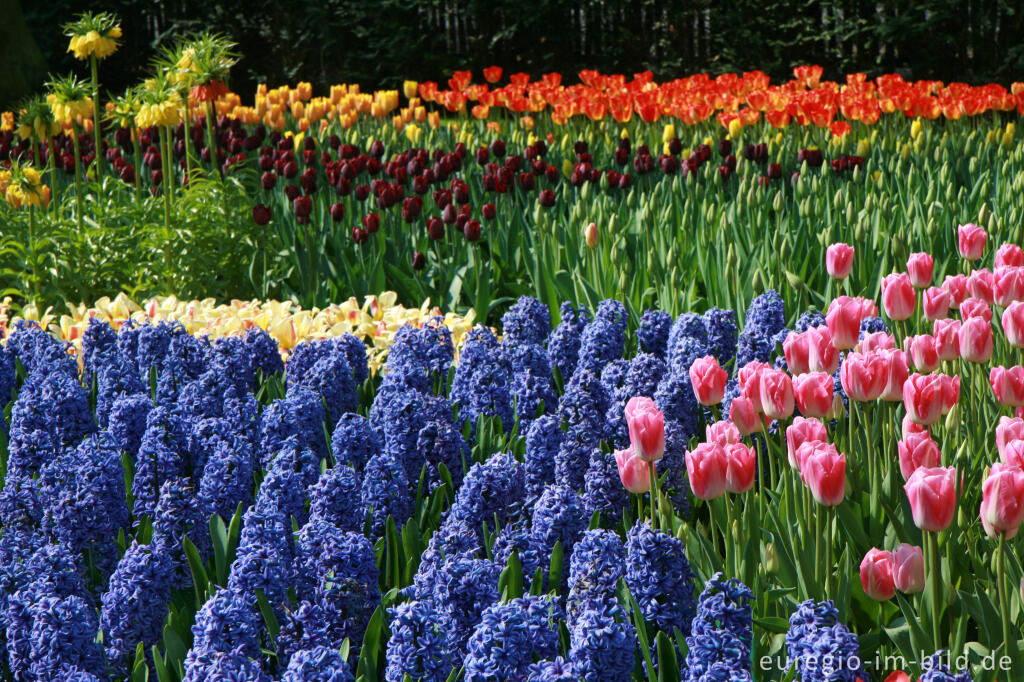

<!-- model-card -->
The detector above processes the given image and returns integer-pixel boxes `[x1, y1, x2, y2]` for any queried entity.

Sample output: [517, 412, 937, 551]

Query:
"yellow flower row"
[2, 292, 476, 375]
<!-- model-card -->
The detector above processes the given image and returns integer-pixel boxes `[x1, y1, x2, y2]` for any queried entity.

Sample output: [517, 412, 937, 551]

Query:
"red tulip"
[1003, 302, 1024, 348]
[783, 331, 810, 375]
[625, 396, 665, 462]
[483, 66, 502, 83]
[905, 466, 957, 532]
[801, 441, 847, 506]
[881, 273, 915, 321]
[860, 548, 896, 600]
[689, 356, 728, 406]
[252, 204, 271, 225]
[990, 366, 1024, 407]
[826, 243, 855, 279]
[706, 421, 741, 446]
[922, 287, 950, 321]
[615, 447, 651, 494]
[903, 372, 958, 425]
[329, 202, 344, 221]
[840, 351, 887, 402]
[898, 431, 941, 480]
[980, 463, 1024, 539]
[793, 372, 834, 418]
[932, 319, 961, 361]
[686, 442, 729, 500]
[758, 369, 794, 420]
[958, 222, 987, 260]
[729, 396, 763, 435]
[786, 417, 828, 470]
[995, 243, 1024, 269]
[959, 316, 993, 363]
[724, 443, 757, 494]
[903, 335, 941, 373]
[907, 252, 934, 288]
[892, 543, 925, 594]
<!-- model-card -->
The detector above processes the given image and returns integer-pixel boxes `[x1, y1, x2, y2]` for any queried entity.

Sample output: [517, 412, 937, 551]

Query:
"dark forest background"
[3, 0, 1023, 110]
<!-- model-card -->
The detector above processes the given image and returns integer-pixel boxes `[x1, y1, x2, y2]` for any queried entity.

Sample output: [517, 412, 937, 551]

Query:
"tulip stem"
[998, 533, 1013, 661]
[71, 125, 84, 233]
[647, 461, 659, 532]
[724, 497, 734, 577]
[928, 531, 943, 653]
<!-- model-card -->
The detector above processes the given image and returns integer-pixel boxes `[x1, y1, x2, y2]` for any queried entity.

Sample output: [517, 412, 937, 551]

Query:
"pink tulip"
[967, 268, 995, 304]
[893, 544, 925, 594]
[783, 332, 810, 375]
[786, 417, 828, 470]
[805, 326, 839, 374]
[995, 243, 1024, 269]
[903, 373, 958, 425]
[959, 297, 992, 322]
[907, 253, 934, 288]
[826, 243, 855, 279]
[729, 396, 763, 435]
[625, 396, 666, 462]
[993, 267, 1024, 307]
[793, 372, 834, 418]
[686, 442, 729, 500]
[980, 463, 1024, 539]
[860, 548, 896, 600]
[932, 319, 961, 361]
[615, 447, 651, 494]
[903, 335, 941, 373]
[959, 316, 994, 363]
[898, 431, 942, 480]
[859, 331, 896, 353]
[801, 441, 847, 506]
[738, 361, 772, 412]
[904, 466, 957, 532]
[877, 348, 910, 402]
[706, 421, 741, 446]
[689, 356, 728, 406]
[881, 273, 916, 321]
[840, 351, 887, 402]
[1002, 302, 1024, 348]
[996, 416, 1024, 460]
[759, 369, 795, 420]
[922, 287, 951, 321]
[958, 223, 987, 260]
[990, 366, 1024, 407]
[943, 274, 970, 308]
[826, 296, 878, 350]
[724, 443, 757, 494]
[903, 413, 930, 440]
[1003, 440, 1024, 469]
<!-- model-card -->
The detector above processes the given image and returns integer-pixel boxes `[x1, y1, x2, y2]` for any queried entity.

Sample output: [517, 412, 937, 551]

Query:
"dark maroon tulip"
[475, 147, 489, 165]
[434, 189, 451, 210]
[352, 226, 368, 243]
[696, 144, 712, 162]
[368, 140, 384, 158]
[831, 158, 847, 172]
[354, 185, 370, 201]
[335, 177, 351, 196]
[725, 154, 737, 171]
[442, 203, 457, 225]
[791, 171, 801, 185]
[293, 196, 313, 219]
[544, 165, 558, 184]
[284, 185, 301, 201]
[464, 219, 481, 241]
[261, 172, 277, 190]
[252, 204, 271, 225]
[427, 217, 444, 240]
[452, 179, 469, 204]
[668, 138, 683, 156]
[767, 163, 782, 180]
[718, 139, 732, 157]
[283, 161, 298, 179]
[574, 140, 588, 156]
[119, 164, 135, 184]
[259, 155, 273, 171]
[455, 214, 468, 232]
[538, 189, 555, 207]
[329, 203, 345, 221]
[618, 173, 631, 189]
[613, 147, 629, 166]
[490, 139, 506, 158]
[454, 141, 467, 158]
[717, 165, 732, 181]
[363, 213, 380, 233]
[411, 251, 426, 270]
[151, 169, 163, 185]
[482, 203, 496, 220]
[402, 196, 423, 222]
[518, 172, 535, 191]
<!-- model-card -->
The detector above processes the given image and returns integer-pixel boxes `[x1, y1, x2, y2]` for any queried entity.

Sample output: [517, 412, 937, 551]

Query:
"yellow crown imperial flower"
[65, 12, 122, 61]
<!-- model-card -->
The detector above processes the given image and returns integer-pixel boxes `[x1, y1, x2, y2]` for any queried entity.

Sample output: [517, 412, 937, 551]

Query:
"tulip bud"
[584, 222, 598, 248]
[765, 542, 779, 574]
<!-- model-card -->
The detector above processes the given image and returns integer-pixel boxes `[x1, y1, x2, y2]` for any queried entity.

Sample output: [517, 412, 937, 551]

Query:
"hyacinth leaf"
[339, 638, 350, 662]
[0, 427, 8, 489]
[121, 451, 135, 511]
[183, 536, 210, 608]
[151, 645, 171, 682]
[384, 516, 401, 589]
[162, 620, 188, 674]
[547, 539, 564, 593]
[620, 580, 655, 680]
[131, 642, 149, 682]
[356, 604, 385, 681]
[210, 513, 229, 586]
[655, 631, 679, 682]
[254, 588, 280, 640]
[444, 669, 461, 682]
[498, 550, 523, 602]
